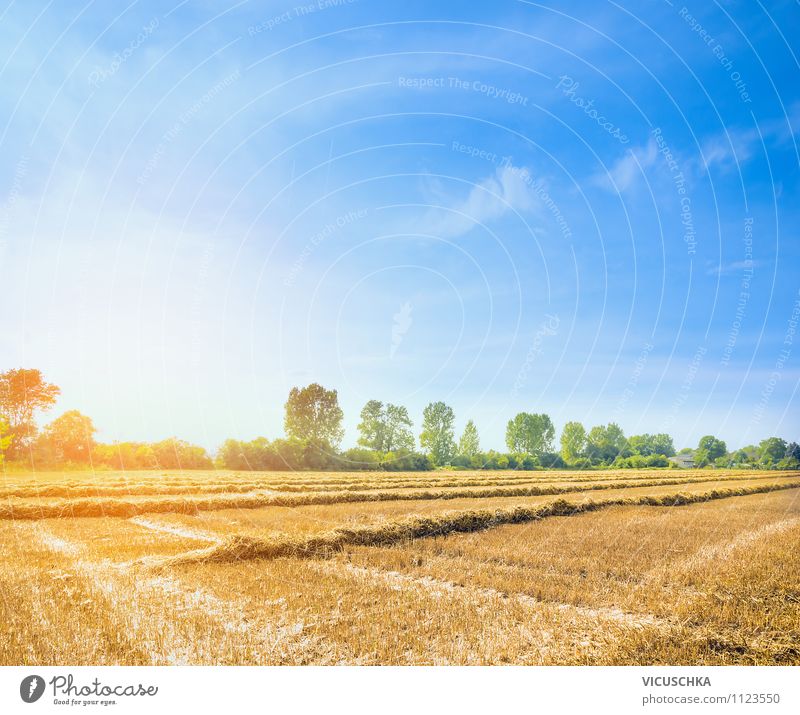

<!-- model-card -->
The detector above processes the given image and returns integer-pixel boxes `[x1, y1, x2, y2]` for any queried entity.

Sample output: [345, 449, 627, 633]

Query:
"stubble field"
[1, 468, 798, 665]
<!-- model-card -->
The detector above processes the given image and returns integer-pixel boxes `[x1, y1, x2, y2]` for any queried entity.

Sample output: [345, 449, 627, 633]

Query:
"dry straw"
[153, 480, 800, 567]
[3, 473, 796, 520]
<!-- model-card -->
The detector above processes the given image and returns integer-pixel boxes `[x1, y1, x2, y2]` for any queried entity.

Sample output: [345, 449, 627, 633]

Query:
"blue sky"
[1, 0, 798, 452]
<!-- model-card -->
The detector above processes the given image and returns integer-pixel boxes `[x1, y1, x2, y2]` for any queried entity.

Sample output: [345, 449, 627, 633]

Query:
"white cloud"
[422, 164, 538, 239]
[699, 103, 800, 173]
[706, 259, 764, 276]
[592, 140, 658, 194]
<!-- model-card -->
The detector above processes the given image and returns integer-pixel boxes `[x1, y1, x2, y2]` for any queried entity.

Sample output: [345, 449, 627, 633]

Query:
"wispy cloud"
[592, 140, 658, 193]
[699, 103, 800, 172]
[706, 259, 764, 276]
[421, 164, 538, 239]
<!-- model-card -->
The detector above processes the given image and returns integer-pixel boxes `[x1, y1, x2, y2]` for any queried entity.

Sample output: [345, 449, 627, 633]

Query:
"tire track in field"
[129, 516, 223, 544]
[309, 559, 669, 631]
[127, 516, 669, 652]
[631, 514, 800, 606]
[304, 559, 672, 663]
[693, 516, 800, 563]
[25, 522, 320, 664]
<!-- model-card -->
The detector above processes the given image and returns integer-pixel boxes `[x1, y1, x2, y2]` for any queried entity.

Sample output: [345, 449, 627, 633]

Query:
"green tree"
[40, 410, 97, 463]
[758, 437, 788, 466]
[357, 400, 385, 450]
[694, 435, 727, 466]
[778, 441, 800, 469]
[357, 400, 414, 452]
[383, 404, 415, 452]
[151, 438, 213, 469]
[0, 368, 60, 458]
[586, 423, 628, 463]
[284, 383, 344, 447]
[627, 433, 675, 457]
[560, 421, 587, 462]
[505, 413, 555, 455]
[419, 401, 456, 465]
[457, 419, 480, 457]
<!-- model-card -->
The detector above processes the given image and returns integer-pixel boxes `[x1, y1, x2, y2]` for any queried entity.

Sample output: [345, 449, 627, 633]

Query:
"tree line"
[1, 370, 798, 471]
[0, 369, 211, 470]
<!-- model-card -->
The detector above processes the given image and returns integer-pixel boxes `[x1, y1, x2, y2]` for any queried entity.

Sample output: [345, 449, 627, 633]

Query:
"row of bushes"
[216, 441, 576, 471]
[216, 439, 436, 472]
[216, 442, 679, 472]
[21, 439, 215, 471]
[610, 454, 673, 469]
[26, 436, 794, 473]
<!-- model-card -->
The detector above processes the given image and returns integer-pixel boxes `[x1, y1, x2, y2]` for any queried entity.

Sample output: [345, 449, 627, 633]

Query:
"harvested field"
[1, 469, 797, 665]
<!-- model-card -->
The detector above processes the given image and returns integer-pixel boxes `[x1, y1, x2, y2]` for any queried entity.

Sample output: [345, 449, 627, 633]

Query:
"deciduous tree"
[357, 400, 385, 450]
[694, 435, 727, 466]
[383, 404, 415, 452]
[284, 383, 344, 447]
[505, 413, 555, 455]
[357, 400, 415, 452]
[627, 433, 675, 457]
[41, 410, 97, 463]
[560, 421, 587, 462]
[419, 401, 456, 465]
[758, 437, 788, 466]
[0, 368, 60, 457]
[457, 419, 480, 457]
[586, 423, 628, 463]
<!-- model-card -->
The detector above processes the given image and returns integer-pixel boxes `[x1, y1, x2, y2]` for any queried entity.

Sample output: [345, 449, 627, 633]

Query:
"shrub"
[338, 448, 382, 470]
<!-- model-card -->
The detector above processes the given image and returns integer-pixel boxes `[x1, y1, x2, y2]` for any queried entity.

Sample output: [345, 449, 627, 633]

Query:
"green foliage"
[627, 433, 675, 458]
[780, 442, 800, 469]
[87, 439, 211, 470]
[757, 437, 788, 466]
[357, 401, 417, 452]
[505, 413, 555, 455]
[505, 453, 537, 470]
[40, 410, 97, 463]
[560, 421, 587, 462]
[694, 435, 727, 466]
[92, 442, 154, 470]
[215, 437, 322, 471]
[215, 436, 432, 472]
[356, 400, 384, 450]
[216, 437, 272, 470]
[586, 423, 628, 464]
[150, 438, 214, 469]
[612, 453, 670, 468]
[0, 416, 11, 465]
[4, 365, 795, 476]
[419, 401, 456, 465]
[457, 419, 480, 457]
[284, 383, 344, 447]
[339, 447, 384, 470]
[385, 405, 415, 452]
[538, 452, 565, 469]
[381, 450, 433, 471]
[466, 451, 559, 470]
